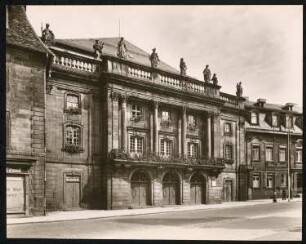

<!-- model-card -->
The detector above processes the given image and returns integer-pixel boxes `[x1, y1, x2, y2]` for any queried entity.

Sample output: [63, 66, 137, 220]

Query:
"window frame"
[224, 144, 233, 160]
[130, 104, 143, 121]
[279, 147, 286, 163]
[187, 142, 199, 158]
[224, 122, 232, 136]
[62, 123, 83, 153]
[160, 138, 173, 157]
[161, 110, 171, 122]
[129, 135, 144, 155]
[271, 113, 279, 127]
[265, 146, 273, 162]
[187, 114, 196, 128]
[295, 147, 302, 163]
[266, 173, 274, 188]
[250, 111, 259, 125]
[64, 93, 81, 114]
[252, 174, 260, 188]
[280, 173, 287, 187]
[251, 145, 260, 162]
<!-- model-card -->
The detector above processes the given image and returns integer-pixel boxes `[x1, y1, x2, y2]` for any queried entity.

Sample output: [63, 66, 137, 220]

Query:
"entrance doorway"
[162, 172, 180, 205]
[64, 175, 81, 210]
[190, 172, 206, 204]
[223, 180, 233, 202]
[131, 171, 151, 207]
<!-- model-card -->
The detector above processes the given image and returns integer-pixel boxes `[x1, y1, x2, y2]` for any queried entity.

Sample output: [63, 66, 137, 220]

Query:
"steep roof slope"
[6, 5, 50, 54]
[56, 37, 181, 75]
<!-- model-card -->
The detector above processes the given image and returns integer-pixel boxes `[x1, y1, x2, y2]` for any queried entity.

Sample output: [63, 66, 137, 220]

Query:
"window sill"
[224, 132, 233, 136]
[62, 145, 84, 154]
[64, 108, 82, 115]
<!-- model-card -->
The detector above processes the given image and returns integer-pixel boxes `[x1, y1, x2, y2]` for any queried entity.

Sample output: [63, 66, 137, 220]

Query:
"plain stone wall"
[6, 47, 47, 215]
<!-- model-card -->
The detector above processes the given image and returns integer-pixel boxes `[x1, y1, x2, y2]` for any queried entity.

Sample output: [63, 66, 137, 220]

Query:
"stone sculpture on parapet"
[203, 64, 211, 83]
[41, 23, 55, 47]
[212, 73, 218, 85]
[93, 40, 104, 60]
[117, 37, 127, 59]
[236, 81, 243, 98]
[180, 58, 187, 76]
[150, 48, 160, 68]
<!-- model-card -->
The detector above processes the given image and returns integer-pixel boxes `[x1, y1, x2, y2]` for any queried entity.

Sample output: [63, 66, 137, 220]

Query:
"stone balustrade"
[53, 53, 98, 73]
[220, 92, 238, 105]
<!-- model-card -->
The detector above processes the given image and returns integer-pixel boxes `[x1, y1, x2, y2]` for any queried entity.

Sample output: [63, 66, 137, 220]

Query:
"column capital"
[207, 110, 220, 117]
[120, 93, 128, 103]
[110, 90, 120, 101]
[152, 100, 159, 109]
[182, 106, 187, 114]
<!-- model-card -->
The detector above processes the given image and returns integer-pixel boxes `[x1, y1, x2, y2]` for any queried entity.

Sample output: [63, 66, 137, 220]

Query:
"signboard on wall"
[7, 176, 25, 213]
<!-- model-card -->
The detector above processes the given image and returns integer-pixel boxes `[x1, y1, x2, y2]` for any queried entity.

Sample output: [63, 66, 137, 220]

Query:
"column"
[207, 112, 212, 158]
[121, 94, 127, 152]
[182, 107, 187, 157]
[212, 111, 220, 158]
[150, 112, 154, 153]
[154, 102, 159, 154]
[178, 117, 182, 157]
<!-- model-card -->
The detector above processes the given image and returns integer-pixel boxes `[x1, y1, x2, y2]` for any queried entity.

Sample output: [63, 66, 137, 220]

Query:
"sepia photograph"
[5, 4, 302, 241]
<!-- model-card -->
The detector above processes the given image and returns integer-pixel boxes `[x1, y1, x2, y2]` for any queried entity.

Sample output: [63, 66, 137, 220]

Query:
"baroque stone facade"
[6, 6, 303, 215]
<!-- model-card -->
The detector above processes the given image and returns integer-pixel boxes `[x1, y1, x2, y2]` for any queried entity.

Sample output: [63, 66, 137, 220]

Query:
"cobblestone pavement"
[7, 201, 302, 240]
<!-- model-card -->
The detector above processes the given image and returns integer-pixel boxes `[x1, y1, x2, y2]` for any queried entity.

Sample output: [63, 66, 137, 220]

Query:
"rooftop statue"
[41, 23, 55, 47]
[117, 37, 127, 59]
[149, 48, 160, 68]
[180, 58, 187, 76]
[236, 81, 243, 98]
[93, 39, 104, 60]
[211, 73, 218, 85]
[203, 64, 211, 83]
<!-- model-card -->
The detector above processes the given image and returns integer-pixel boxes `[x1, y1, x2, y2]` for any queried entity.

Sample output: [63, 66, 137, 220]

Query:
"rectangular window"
[295, 148, 302, 163]
[267, 174, 274, 188]
[66, 126, 80, 145]
[224, 123, 232, 134]
[265, 147, 273, 162]
[280, 174, 287, 187]
[187, 115, 196, 127]
[224, 145, 232, 160]
[252, 145, 260, 161]
[288, 116, 294, 128]
[160, 139, 172, 156]
[272, 114, 278, 127]
[253, 174, 260, 188]
[187, 143, 198, 158]
[129, 136, 143, 154]
[66, 94, 79, 109]
[251, 112, 258, 125]
[161, 111, 170, 122]
[279, 148, 286, 162]
[131, 104, 142, 120]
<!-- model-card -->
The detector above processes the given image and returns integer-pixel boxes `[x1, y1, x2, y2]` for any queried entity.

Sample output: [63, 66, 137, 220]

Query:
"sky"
[27, 5, 303, 107]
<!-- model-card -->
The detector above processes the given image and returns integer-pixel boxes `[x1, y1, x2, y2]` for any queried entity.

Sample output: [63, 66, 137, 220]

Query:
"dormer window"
[251, 112, 258, 125]
[287, 116, 294, 128]
[272, 114, 278, 127]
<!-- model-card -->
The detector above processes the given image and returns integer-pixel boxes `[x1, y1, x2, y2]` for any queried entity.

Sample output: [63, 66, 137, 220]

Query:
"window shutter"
[249, 172, 253, 188]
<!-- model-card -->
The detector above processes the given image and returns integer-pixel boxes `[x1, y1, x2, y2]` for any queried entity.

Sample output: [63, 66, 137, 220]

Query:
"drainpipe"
[43, 53, 48, 216]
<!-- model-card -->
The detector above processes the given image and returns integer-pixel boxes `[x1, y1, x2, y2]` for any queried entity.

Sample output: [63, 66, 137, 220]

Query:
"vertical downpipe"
[43, 54, 48, 216]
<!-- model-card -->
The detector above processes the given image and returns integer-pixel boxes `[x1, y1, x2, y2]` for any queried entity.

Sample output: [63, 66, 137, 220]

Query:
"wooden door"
[7, 176, 25, 213]
[224, 180, 232, 202]
[162, 172, 179, 205]
[190, 173, 205, 205]
[131, 171, 150, 207]
[65, 175, 80, 209]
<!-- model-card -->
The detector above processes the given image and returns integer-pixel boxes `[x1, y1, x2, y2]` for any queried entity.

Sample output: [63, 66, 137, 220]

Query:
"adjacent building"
[6, 6, 303, 215]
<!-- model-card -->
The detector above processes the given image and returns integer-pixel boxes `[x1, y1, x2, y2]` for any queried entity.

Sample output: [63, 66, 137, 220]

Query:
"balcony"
[108, 149, 226, 171]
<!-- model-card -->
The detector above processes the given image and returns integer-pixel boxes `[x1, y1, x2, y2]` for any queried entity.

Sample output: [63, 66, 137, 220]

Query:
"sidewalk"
[7, 198, 301, 225]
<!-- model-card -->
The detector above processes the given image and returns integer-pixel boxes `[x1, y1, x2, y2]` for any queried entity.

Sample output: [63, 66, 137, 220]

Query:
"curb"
[7, 199, 302, 225]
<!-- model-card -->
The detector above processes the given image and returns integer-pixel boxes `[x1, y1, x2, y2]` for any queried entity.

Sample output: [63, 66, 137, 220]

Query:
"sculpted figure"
[236, 81, 243, 98]
[203, 65, 211, 82]
[211, 73, 218, 85]
[117, 37, 127, 59]
[93, 40, 104, 59]
[149, 48, 160, 68]
[180, 58, 187, 76]
[41, 23, 55, 47]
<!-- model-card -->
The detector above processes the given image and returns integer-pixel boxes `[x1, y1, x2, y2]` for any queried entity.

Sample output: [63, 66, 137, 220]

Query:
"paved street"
[7, 201, 302, 240]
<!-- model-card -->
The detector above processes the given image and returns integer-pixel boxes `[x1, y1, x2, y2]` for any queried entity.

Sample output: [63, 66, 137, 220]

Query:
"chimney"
[283, 103, 294, 111]
[256, 98, 266, 107]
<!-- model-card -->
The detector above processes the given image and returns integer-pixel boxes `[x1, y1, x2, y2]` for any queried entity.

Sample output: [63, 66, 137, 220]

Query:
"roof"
[6, 5, 51, 55]
[245, 100, 302, 114]
[55, 37, 183, 75]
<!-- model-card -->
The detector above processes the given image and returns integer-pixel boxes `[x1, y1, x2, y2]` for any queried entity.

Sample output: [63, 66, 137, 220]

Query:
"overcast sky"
[27, 5, 303, 107]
